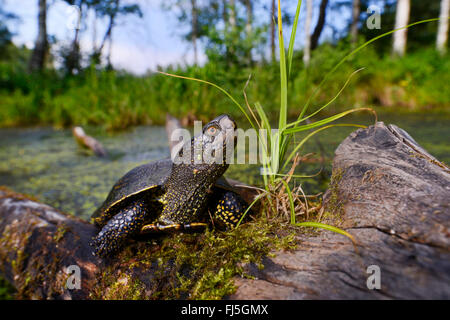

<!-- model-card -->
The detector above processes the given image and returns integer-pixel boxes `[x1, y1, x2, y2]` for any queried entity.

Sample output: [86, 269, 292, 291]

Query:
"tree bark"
[270, 0, 275, 62]
[72, 126, 107, 157]
[303, 0, 313, 66]
[230, 122, 450, 299]
[28, 0, 47, 73]
[228, 0, 237, 63]
[65, 1, 84, 74]
[1, 122, 449, 299]
[437, 0, 449, 54]
[96, 0, 119, 66]
[350, 0, 360, 45]
[310, 0, 329, 50]
[191, 0, 198, 65]
[392, 0, 410, 56]
[244, 0, 253, 65]
[0, 188, 101, 299]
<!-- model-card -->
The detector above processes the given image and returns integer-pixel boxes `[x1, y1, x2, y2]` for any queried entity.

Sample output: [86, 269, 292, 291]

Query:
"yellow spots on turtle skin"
[211, 191, 248, 229]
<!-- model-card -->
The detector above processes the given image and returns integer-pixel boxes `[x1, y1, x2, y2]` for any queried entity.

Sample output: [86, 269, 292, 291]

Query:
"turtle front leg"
[90, 200, 147, 257]
[210, 190, 249, 230]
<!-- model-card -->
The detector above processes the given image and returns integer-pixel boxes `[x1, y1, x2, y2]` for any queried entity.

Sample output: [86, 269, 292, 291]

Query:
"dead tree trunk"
[310, 0, 329, 50]
[1, 122, 449, 299]
[230, 122, 450, 299]
[350, 0, 360, 45]
[28, 0, 47, 73]
[0, 189, 99, 299]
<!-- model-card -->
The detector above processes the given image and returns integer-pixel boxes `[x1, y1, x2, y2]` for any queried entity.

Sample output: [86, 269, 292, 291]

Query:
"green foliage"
[360, 0, 441, 53]
[0, 275, 15, 299]
[0, 4, 17, 51]
[0, 45, 448, 130]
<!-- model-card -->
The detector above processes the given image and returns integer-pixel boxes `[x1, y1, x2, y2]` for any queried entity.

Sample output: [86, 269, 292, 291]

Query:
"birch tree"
[270, 0, 275, 62]
[303, 0, 313, 66]
[392, 0, 410, 56]
[436, 0, 449, 54]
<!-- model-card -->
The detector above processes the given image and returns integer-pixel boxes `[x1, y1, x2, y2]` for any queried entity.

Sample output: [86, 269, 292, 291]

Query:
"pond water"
[0, 113, 449, 221]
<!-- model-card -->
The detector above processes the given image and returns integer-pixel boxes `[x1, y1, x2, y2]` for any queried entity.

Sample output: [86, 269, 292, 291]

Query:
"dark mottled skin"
[90, 115, 248, 257]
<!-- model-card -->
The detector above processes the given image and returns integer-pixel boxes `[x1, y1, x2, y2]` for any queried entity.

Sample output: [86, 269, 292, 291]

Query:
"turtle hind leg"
[210, 190, 250, 230]
[90, 200, 147, 257]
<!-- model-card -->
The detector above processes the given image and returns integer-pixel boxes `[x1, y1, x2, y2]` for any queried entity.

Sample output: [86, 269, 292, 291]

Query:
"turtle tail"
[90, 200, 147, 257]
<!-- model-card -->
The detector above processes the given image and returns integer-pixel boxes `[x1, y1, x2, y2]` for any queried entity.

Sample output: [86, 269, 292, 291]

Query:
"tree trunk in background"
[106, 28, 113, 69]
[310, 0, 328, 50]
[270, 0, 275, 62]
[28, 0, 47, 73]
[92, 10, 98, 53]
[350, 0, 360, 45]
[65, 1, 84, 74]
[97, 0, 118, 61]
[303, 0, 313, 66]
[226, 0, 237, 66]
[228, 0, 237, 30]
[392, 0, 410, 56]
[437, 0, 449, 54]
[222, 0, 230, 62]
[244, 0, 253, 65]
[191, 0, 198, 65]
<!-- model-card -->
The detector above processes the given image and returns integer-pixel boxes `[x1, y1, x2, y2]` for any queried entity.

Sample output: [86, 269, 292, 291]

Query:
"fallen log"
[0, 122, 448, 299]
[0, 188, 100, 299]
[72, 126, 107, 157]
[230, 122, 450, 299]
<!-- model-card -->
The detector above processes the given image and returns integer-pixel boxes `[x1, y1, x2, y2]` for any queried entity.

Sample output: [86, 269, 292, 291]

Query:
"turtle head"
[173, 114, 237, 166]
[197, 114, 237, 164]
[163, 115, 237, 224]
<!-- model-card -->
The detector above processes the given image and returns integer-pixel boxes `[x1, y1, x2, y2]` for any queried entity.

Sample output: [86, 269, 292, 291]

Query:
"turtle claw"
[140, 222, 208, 234]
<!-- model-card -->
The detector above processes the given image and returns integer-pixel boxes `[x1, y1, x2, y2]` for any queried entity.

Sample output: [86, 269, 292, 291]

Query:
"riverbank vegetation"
[0, 0, 449, 130]
[0, 46, 448, 130]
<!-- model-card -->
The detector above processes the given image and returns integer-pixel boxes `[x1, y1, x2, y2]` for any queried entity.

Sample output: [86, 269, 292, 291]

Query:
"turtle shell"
[91, 158, 234, 227]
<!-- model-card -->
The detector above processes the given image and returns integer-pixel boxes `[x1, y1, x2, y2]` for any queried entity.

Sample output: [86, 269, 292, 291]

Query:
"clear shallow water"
[0, 113, 449, 221]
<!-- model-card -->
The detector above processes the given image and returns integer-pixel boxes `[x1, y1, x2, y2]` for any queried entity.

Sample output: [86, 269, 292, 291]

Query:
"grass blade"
[281, 180, 296, 224]
[282, 123, 366, 172]
[294, 221, 357, 246]
[297, 18, 441, 121]
[283, 107, 374, 135]
[236, 192, 267, 228]
[277, 0, 288, 134]
[287, 0, 303, 78]
[286, 68, 365, 129]
[158, 71, 255, 129]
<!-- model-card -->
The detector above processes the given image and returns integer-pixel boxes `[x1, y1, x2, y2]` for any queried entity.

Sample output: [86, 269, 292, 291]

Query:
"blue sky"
[4, 0, 353, 74]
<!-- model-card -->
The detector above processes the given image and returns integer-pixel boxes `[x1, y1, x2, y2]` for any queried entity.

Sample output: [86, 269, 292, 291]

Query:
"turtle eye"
[207, 125, 219, 136]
